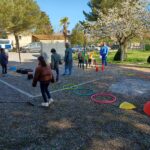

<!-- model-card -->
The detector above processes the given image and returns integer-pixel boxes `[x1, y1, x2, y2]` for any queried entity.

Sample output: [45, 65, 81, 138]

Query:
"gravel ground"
[0, 53, 150, 150]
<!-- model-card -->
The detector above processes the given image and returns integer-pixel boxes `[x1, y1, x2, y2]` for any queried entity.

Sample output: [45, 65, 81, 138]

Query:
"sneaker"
[48, 98, 54, 104]
[41, 102, 49, 107]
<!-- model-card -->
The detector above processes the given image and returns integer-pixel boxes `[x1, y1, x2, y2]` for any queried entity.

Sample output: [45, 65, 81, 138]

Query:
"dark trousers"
[78, 59, 82, 68]
[102, 55, 107, 66]
[88, 59, 92, 67]
[1, 64, 7, 74]
[55, 67, 59, 81]
[40, 82, 51, 102]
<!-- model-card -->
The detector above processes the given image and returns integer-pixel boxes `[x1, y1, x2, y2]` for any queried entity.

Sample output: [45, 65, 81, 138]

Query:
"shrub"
[114, 49, 121, 61]
[147, 56, 150, 63]
[145, 44, 150, 51]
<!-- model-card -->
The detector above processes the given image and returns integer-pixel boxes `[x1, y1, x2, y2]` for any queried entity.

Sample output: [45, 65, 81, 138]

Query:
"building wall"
[8, 34, 32, 48]
[8, 33, 65, 48]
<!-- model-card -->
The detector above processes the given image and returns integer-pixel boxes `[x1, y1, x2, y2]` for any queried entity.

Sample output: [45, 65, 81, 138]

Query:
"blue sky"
[36, 0, 90, 32]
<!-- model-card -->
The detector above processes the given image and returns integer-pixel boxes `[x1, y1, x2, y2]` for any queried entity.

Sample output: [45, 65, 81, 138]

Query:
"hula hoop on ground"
[91, 93, 116, 104]
[73, 88, 94, 96]
[63, 84, 77, 90]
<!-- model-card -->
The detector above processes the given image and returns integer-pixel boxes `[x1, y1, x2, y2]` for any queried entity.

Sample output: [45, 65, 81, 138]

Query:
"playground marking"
[0, 77, 101, 99]
[33, 78, 101, 98]
[0, 79, 34, 98]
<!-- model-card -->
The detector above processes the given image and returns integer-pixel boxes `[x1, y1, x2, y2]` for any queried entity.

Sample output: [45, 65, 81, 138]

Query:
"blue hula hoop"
[73, 88, 94, 96]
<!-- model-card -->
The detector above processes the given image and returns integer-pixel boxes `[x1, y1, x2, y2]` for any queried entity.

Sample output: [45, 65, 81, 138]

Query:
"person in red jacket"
[32, 56, 53, 107]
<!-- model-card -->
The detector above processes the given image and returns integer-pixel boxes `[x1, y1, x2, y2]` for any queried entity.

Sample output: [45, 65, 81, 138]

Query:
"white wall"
[8, 34, 32, 48]
[41, 42, 65, 63]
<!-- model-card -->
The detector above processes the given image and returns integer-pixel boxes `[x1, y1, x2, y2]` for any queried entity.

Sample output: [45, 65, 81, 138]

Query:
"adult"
[32, 56, 53, 107]
[100, 42, 109, 66]
[63, 43, 73, 75]
[0, 48, 8, 75]
[51, 48, 61, 82]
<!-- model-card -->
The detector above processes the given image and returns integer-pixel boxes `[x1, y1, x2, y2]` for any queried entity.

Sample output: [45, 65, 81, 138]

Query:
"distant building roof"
[144, 33, 150, 39]
[32, 34, 65, 40]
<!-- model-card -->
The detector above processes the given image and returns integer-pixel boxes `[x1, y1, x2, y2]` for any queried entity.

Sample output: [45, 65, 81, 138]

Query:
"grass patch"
[73, 50, 150, 67]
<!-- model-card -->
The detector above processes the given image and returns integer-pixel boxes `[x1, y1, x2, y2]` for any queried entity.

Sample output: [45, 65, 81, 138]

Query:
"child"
[88, 52, 92, 68]
[0, 48, 8, 75]
[78, 52, 83, 68]
[32, 56, 53, 107]
[84, 52, 89, 69]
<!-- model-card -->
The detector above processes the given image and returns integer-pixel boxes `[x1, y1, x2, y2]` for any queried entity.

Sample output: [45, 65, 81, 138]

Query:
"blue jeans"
[102, 55, 107, 66]
[40, 82, 51, 102]
[55, 67, 59, 81]
[64, 61, 73, 75]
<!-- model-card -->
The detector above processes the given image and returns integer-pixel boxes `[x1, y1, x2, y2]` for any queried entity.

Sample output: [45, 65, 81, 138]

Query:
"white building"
[7, 33, 65, 48]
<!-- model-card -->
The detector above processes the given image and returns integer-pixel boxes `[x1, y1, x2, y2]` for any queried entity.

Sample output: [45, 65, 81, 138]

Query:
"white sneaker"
[48, 98, 54, 104]
[41, 102, 49, 107]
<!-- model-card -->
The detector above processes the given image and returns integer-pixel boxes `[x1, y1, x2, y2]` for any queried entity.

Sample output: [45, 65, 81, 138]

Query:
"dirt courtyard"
[0, 52, 150, 150]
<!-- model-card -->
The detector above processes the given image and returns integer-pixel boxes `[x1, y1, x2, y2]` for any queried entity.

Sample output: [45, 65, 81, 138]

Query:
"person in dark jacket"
[63, 43, 73, 75]
[51, 48, 61, 82]
[0, 48, 8, 75]
[32, 56, 53, 107]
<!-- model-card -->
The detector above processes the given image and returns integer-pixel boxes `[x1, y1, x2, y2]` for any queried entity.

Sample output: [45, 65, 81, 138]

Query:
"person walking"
[0, 48, 8, 75]
[100, 42, 109, 66]
[50, 48, 61, 82]
[63, 43, 73, 75]
[32, 56, 53, 107]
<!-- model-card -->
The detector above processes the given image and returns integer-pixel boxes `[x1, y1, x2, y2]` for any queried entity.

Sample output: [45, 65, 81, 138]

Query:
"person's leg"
[78, 59, 81, 68]
[102, 56, 105, 65]
[82, 59, 84, 70]
[55, 67, 59, 81]
[105, 57, 107, 66]
[45, 83, 51, 99]
[68, 61, 73, 75]
[85, 60, 88, 69]
[63, 63, 68, 75]
[40, 82, 48, 102]
[4, 64, 7, 74]
[88, 59, 91, 67]
[1, 65, 5, 74]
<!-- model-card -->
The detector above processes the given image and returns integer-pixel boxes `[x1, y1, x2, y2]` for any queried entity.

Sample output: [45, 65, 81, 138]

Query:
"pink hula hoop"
[91, 93, 116, 104]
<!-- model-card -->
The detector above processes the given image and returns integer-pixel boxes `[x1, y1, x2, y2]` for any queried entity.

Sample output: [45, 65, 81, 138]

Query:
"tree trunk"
[64, 35, 67, 43]
[114, 41, 128, 61]
[14, 33, 21, 63]
[120, 42, 128, 61]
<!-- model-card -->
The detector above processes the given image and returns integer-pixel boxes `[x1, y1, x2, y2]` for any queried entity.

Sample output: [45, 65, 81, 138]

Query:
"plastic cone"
[144, 101, 150, 116]
[119, 102, 136, 110]
[96, 65, 99, 72]
[102, 64, 104, 72]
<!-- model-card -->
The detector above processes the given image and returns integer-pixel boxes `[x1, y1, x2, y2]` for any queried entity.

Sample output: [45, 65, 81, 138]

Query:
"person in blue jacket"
[100, 42, 109, 66]
[0, 48, 8, 74]
[63, 43, 73, 75]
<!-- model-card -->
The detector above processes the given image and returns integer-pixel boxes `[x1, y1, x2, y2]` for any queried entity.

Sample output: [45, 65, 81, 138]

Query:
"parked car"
[20, 42, 41, 53]
[87, 45, 100, 51]
[110, 44, 119, 50]
[72, 46, 84, 52]
[0, 39, 13, 51]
